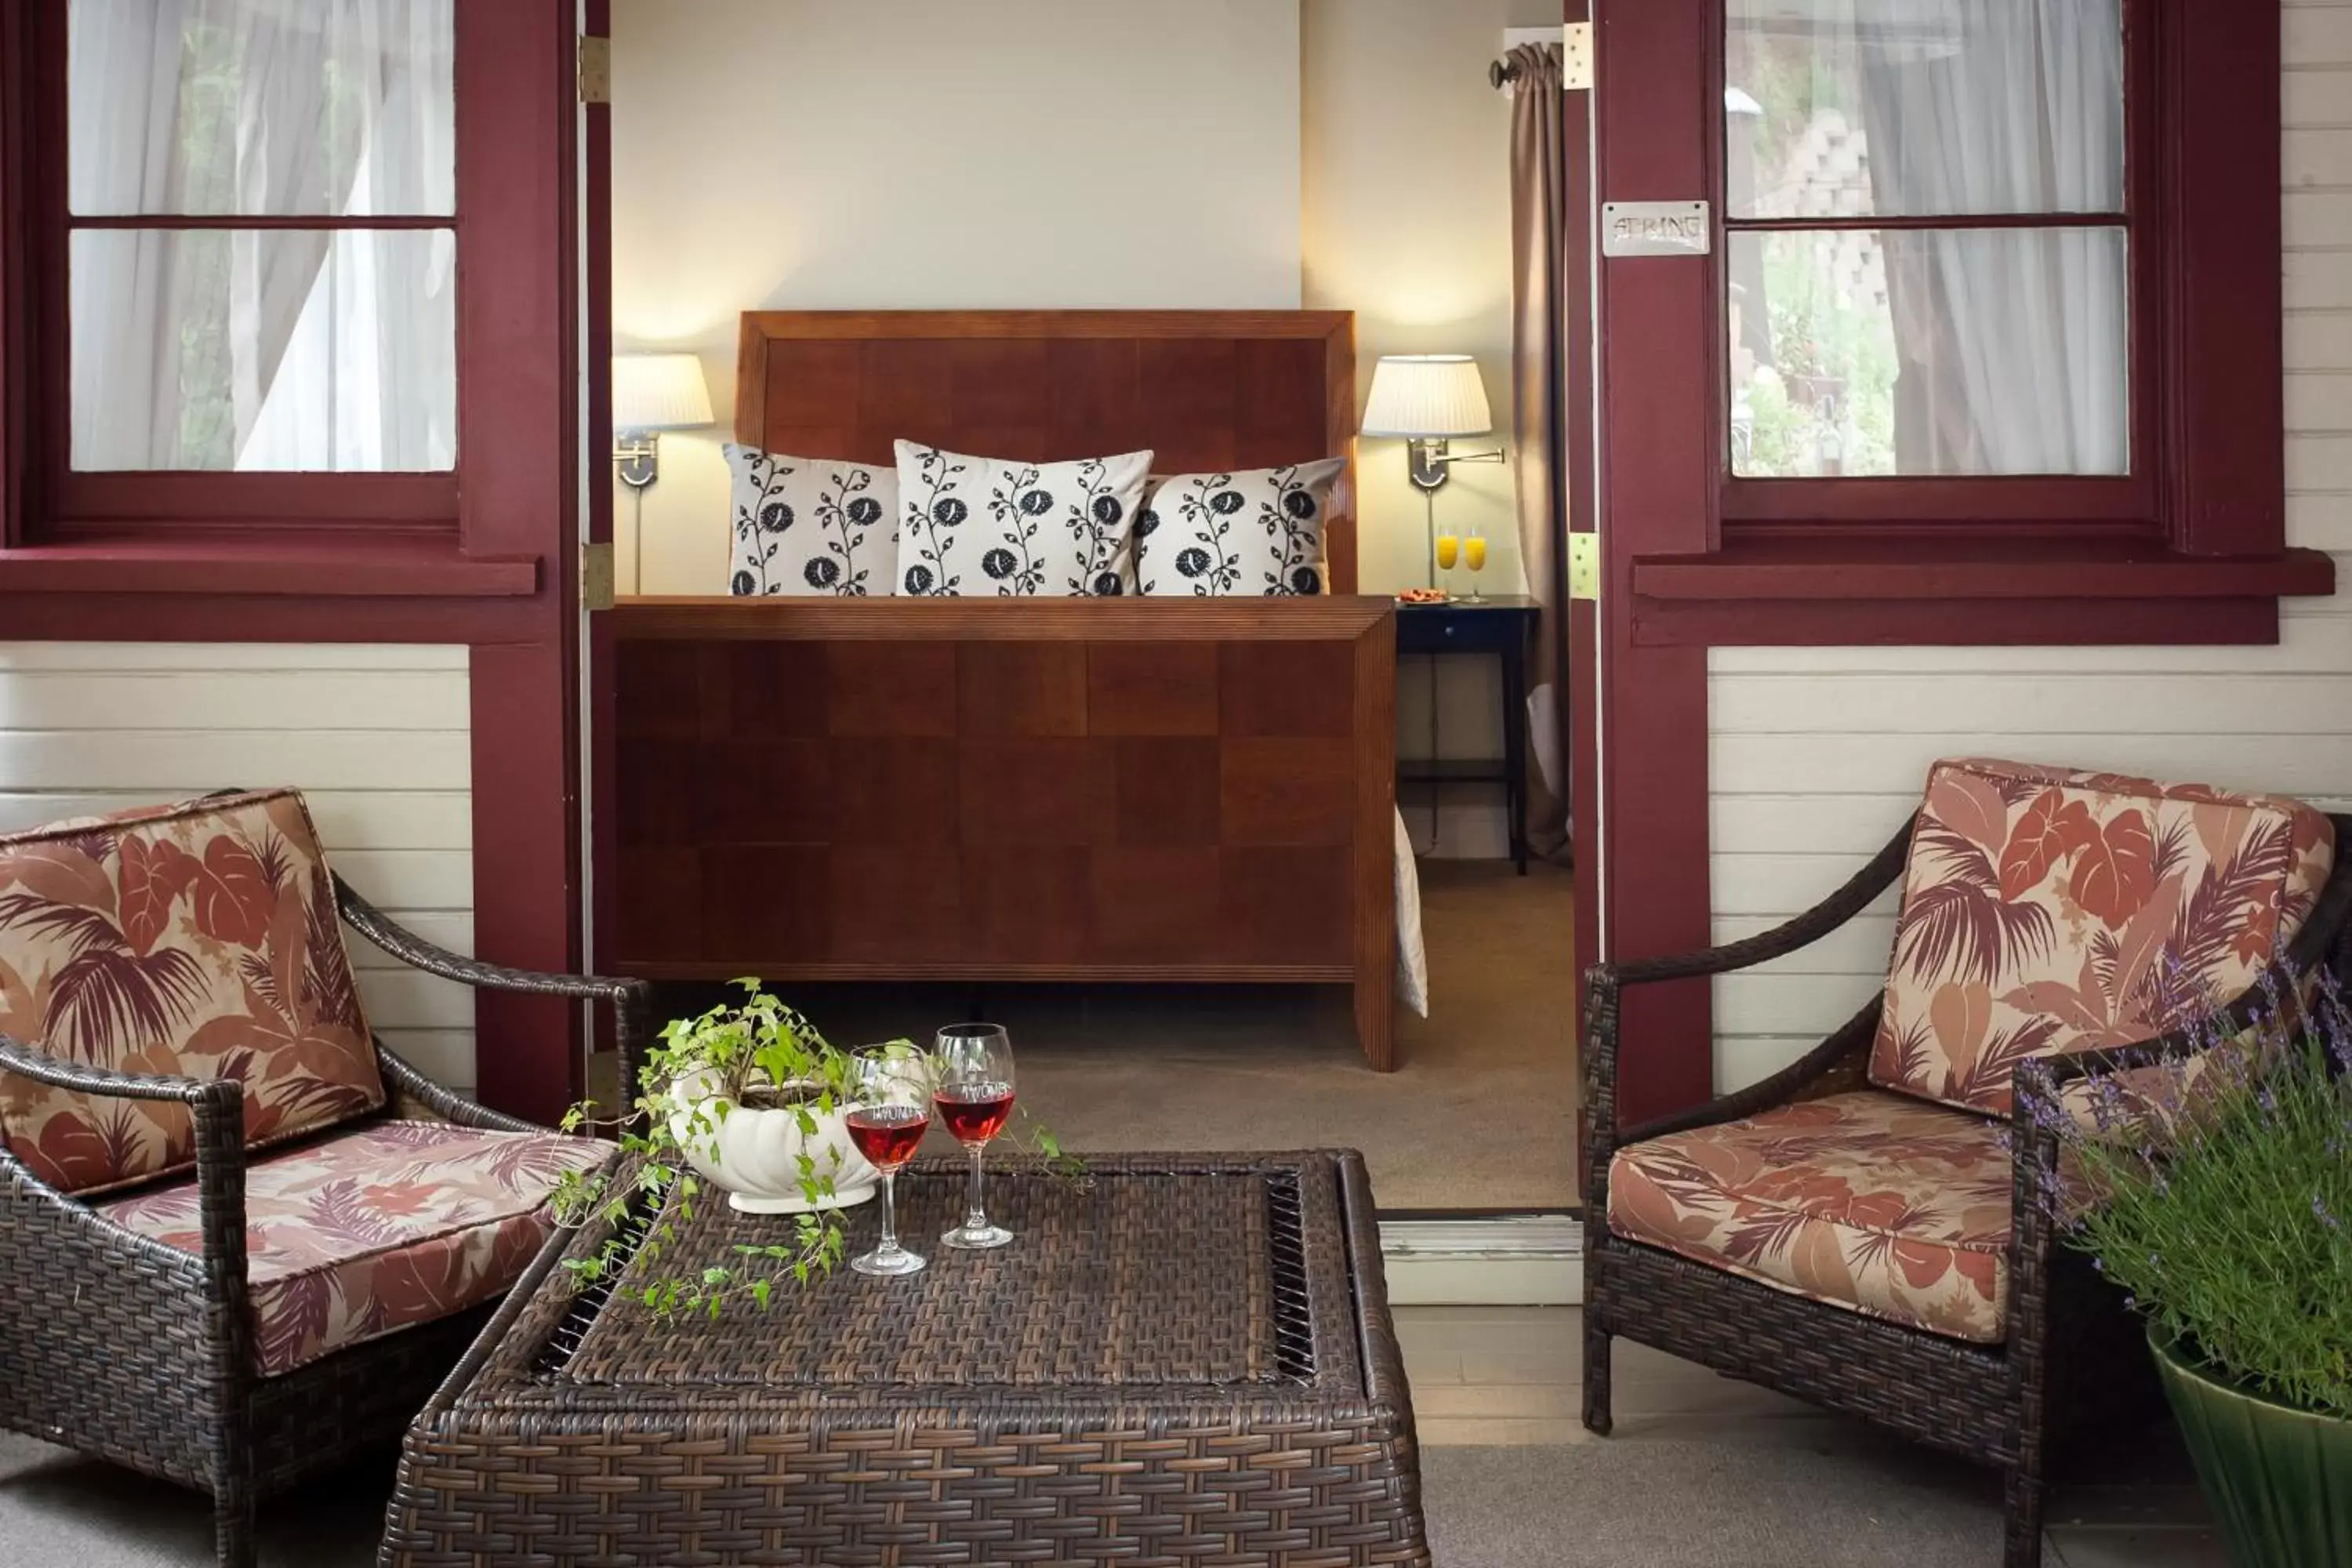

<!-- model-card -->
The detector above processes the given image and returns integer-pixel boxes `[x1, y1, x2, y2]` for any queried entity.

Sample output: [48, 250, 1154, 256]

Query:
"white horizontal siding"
[1704, 22, 2352, 1092]
[0, 644, 478, 1092]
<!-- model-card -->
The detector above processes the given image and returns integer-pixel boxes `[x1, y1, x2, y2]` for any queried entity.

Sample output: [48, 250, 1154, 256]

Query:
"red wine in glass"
[846, 1054, 930, 1278]
[935, 1024, 1016, 1250]
[845, 1104, 929, 1171]
[935, 1081, 1015, 1145]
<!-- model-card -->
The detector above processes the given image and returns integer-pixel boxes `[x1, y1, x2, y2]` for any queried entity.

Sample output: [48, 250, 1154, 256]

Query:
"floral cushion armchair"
[0, 789, 644, 1568]
[1582, 758, 2352, 1568]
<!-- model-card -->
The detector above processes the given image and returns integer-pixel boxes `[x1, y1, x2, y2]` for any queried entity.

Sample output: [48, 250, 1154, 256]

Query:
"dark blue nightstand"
[1395, 593, 1540, 873]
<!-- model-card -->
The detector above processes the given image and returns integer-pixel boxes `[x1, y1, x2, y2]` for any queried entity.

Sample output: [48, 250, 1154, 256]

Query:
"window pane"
[1726, 0, 2124, 220]
[69, 0, 454, 216]
[1728, 227, 2127, 477]
[71, 227, 456, 471]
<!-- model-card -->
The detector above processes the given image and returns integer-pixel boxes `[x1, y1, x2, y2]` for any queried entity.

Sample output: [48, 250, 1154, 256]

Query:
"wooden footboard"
[612, 596, 1399, 1068]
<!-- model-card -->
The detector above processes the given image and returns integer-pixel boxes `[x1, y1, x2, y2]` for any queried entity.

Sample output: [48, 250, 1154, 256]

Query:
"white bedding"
[1394, 808, 1429, 1018]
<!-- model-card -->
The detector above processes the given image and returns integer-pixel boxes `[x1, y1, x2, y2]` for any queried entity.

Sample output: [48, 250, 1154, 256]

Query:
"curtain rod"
[1489, 57, 1522, 89]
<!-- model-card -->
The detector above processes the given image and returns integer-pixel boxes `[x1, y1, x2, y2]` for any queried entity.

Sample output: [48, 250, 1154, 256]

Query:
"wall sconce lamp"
[612, 351, 715, 489]
[1360, 354, 1507, 588]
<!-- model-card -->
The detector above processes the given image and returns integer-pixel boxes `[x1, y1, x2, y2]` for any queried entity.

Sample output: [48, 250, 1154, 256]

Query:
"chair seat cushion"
[1606, 1091, 2013, 1344]
[99, 1119, 612, 1377]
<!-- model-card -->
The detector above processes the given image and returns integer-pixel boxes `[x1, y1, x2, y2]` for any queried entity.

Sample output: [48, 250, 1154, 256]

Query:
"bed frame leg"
[1354, 973, 1394, 1071]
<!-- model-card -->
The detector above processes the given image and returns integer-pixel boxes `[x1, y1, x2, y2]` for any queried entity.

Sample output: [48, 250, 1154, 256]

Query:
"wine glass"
[933, 1023, 1016, 1250]
[1434, 529, 1460, 599]
[1462, 526, 1488, 604]
[844, 1048, 931, 1277]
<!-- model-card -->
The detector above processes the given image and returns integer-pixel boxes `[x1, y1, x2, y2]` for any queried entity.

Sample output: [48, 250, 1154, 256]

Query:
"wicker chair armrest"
[333, 873, 652, 1121]
[0, 1032, 252, 1323]
[0, 1033, 238, 1110]
[1583, 818, 1911, 1203]
[1600, 818, 1913, 990]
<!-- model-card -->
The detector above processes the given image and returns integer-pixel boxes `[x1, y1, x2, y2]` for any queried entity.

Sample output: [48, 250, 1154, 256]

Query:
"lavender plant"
[2038, 969, 2352, 1418]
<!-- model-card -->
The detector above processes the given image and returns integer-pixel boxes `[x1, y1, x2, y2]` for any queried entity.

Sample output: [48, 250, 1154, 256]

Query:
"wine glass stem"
[878, 1169, 901, 1258]
[964, 1143, 988, 1231]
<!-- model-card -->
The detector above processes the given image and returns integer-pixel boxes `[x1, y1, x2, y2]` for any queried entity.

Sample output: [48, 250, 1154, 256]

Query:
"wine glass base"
[939, 1222, 1014, 1250]
[850, 1245, 927, 1277]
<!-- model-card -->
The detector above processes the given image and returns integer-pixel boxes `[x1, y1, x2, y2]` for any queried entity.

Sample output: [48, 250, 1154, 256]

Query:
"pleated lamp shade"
[613, 352, 715, 431]
[1359, 354, 1494, 438]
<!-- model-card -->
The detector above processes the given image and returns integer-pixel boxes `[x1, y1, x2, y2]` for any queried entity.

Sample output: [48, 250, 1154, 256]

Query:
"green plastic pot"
[2151, 1331, 2352, 1567]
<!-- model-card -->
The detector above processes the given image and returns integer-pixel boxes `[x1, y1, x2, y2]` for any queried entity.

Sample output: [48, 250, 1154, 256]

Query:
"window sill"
[0, 533, 540, 597]
[1628, 543, 2336, 647]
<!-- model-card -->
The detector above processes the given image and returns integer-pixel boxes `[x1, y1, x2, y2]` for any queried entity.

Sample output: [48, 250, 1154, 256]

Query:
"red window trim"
[1627, 0, 2329, 646]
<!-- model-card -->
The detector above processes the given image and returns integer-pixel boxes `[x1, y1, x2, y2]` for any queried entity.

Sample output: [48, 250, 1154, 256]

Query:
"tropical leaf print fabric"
[99, 1119, 612, 1377]
[724, 445, 898, 597]
[1607, 1091, 2013, 1342]
[1136, 459, 1348, 597]
[891, 441, 1151, 597]
[0, 790, 385, 1196]
[1869, 758, 2334, 1117]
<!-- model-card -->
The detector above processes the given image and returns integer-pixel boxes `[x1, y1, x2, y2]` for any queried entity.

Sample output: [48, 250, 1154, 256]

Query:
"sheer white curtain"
[67, 0, 455, 472]
[1853, 0, 2129, 474]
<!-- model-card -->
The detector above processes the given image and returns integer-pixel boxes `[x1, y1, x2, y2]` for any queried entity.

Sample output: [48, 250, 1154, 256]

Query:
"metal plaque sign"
[1602, 201, 1711, 258]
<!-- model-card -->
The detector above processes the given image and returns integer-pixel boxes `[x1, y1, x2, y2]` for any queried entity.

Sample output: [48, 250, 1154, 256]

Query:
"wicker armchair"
[0, 789, 647, 1568]
[1581, 759, 2352, 1568]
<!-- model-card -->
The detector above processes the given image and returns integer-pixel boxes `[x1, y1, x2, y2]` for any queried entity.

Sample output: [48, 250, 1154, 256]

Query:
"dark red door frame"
[1578, 0, 1719, 1129]
[0, 1, 587, 1127]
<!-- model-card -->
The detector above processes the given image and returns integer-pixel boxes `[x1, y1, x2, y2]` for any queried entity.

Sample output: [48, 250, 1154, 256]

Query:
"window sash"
[1713, 0, 2160, 525]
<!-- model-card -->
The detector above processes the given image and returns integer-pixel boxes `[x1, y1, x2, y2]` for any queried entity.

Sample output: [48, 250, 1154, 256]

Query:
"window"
[1596, 0, 2327, 645]
[66, 0, 457, 475]
[1724, 0, 2131, 484]
[2, 0, 488, 553]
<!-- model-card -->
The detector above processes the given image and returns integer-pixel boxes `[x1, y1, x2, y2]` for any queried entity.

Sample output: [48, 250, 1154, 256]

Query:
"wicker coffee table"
[379, 1150, 1427, 1567]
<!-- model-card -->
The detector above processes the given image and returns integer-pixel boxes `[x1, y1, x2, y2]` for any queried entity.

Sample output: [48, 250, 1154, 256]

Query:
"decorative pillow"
[1867, 757, 2336, 1118]
[0, 789, 386, 1196]
[725, 444, 898, 597]
[1136, 459, 1347, 597]
[891, 441, 1151, 597]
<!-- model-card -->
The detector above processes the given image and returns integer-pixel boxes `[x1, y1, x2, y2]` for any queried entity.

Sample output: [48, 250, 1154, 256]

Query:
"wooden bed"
[609, 310, 1400, 1067]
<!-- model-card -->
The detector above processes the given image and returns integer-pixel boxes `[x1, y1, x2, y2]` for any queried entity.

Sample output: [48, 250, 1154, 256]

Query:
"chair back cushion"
[0, 789, 384, 1195]
[1867, 758, 2335, 1117]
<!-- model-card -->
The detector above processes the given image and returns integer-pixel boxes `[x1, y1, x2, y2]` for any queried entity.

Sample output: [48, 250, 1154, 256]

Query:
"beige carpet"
[608, 858, 1577, 1213]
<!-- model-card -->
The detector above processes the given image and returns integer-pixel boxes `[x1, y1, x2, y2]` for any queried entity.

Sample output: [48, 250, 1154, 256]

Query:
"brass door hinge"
[1566, 532, 1600, 601]
[1563, 22, 1593, 91]
[582, 540, 615, 611]
[577, 35, 611, 104]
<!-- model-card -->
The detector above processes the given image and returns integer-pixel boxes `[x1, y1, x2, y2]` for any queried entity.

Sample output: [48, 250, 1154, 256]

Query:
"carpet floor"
[0, 1435, 2068, 1567]
[623, 857, 1580, 1212]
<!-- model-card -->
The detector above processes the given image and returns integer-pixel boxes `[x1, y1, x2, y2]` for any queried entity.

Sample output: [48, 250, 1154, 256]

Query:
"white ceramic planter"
[666, 1072, 878, 1214]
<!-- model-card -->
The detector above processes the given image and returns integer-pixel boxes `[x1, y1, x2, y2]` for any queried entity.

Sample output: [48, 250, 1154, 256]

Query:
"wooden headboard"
[735, 310, 1362, 593]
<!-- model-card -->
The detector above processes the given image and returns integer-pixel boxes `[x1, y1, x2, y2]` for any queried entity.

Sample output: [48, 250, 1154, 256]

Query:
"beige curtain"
[1508, 42, 1571, 857]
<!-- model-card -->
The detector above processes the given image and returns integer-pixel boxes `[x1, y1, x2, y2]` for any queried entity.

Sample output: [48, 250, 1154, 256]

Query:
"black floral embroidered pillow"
[891, 441, 1152, 597]
[724, 444, 898, 597]
[1136, 460, 1348, 597]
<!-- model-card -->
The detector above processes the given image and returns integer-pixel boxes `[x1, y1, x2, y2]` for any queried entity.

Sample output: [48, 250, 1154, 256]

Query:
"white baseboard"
[1377, 1216, 1583, 1306]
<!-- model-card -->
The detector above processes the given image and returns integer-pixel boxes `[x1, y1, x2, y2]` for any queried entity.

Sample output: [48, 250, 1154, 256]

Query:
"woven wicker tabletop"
[379, 1150, 1426, 1568]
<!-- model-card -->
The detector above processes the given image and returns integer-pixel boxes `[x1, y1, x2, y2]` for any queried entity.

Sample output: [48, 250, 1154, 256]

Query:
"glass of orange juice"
[1434, 530, 1460, 597]
[1462, 527, 1489, 602]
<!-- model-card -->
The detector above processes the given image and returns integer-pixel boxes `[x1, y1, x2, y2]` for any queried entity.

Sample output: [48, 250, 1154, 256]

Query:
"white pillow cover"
[724, 444, 898, 597]
[1135, 459, 1347, 597]
[891, 441, 1152, 597]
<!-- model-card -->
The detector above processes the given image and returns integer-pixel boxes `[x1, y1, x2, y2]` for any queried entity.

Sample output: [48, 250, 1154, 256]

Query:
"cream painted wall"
[1705, 4, 2352, 1091]
[1304, 0, 1551, 855]
[610, 0, 1305, 594]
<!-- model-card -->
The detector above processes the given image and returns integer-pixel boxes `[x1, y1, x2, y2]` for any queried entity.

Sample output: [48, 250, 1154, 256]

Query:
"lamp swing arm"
[1403, 437, 1508, 493]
